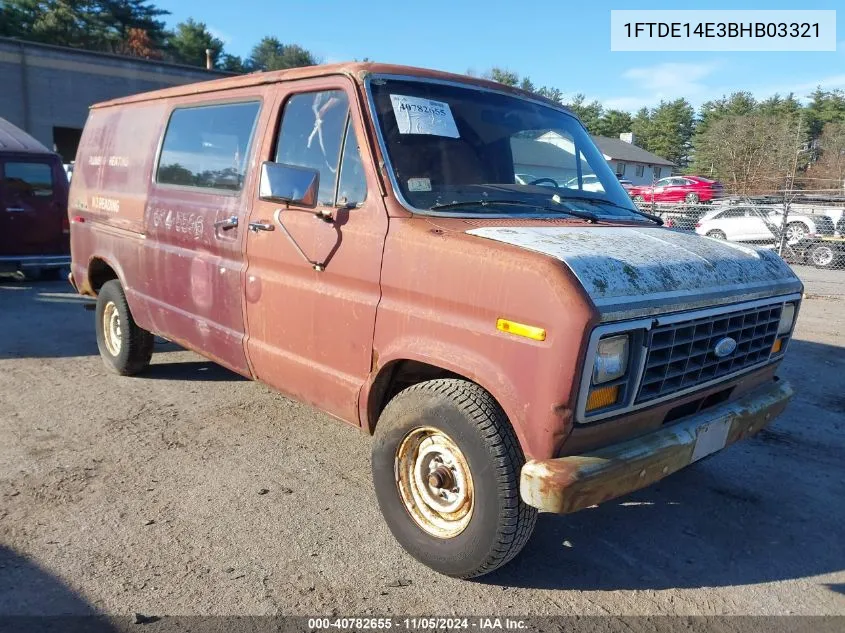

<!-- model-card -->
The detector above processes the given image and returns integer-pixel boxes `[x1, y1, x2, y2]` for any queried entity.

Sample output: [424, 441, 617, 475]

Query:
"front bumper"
[520, 378, 793, 513]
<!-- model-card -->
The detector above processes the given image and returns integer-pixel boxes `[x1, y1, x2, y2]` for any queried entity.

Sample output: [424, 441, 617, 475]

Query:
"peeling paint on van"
[467, 226, 803, 320]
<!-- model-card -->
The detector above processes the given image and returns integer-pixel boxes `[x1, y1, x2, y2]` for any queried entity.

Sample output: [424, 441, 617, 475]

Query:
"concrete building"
[0, 37, 229, 162]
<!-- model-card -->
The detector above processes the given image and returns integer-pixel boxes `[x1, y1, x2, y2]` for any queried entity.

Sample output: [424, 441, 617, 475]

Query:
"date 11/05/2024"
[623, 22, 820, 39]
[308, 617, 528, 630]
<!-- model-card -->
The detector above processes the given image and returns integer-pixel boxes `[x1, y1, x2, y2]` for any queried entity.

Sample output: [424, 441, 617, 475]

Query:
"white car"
[695, 206, 831, 244]
[563, 174, 604, 192]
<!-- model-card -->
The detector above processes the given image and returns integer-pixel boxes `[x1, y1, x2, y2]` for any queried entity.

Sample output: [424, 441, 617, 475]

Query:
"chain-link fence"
[635, 195, 845, 299]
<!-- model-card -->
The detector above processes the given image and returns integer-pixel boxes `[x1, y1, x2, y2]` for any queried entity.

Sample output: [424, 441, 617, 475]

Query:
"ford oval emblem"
[714, 337, 737, 358]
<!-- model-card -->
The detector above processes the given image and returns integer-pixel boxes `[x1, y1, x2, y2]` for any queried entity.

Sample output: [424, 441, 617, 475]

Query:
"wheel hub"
[102, 301, 122, 356]
[428, 465, 455, 490]
[395, 427, 474, 538]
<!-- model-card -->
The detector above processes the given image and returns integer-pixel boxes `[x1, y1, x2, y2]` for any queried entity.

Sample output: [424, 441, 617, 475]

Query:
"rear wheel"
[95, 279, 154, 375]
[685, 192, 700, 204]
[371, 379, 536, 578]
[809, 244, 836, 268]
[707, 229, 727, 240]
[632, 195, 645, 203]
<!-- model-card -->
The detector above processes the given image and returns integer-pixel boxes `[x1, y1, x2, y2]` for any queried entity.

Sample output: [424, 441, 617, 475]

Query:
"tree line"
[3, 3, 844, 195]
[483, 67, 845, 195]
[0, 0, 318, 72]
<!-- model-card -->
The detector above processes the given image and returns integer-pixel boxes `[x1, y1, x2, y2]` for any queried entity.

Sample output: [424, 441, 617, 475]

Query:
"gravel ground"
[0, 274, 843, 618]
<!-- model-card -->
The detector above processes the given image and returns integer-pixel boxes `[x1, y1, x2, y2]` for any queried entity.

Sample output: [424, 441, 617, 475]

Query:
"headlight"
[778, 303, 796, 335]
[593, 335, 629, 384]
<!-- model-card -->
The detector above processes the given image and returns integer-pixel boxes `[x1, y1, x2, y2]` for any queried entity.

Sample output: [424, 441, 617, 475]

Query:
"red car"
[628, 175, 722, 204]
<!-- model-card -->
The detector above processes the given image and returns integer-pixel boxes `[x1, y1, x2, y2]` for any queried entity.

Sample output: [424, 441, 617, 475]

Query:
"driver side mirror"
[259, 161, 319, 208]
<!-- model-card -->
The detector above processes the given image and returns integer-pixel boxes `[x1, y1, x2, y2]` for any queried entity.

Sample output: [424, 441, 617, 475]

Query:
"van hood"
[466, 226, 802, 321]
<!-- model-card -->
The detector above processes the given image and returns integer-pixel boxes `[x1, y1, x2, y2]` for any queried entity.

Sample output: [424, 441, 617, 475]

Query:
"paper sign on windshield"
[390, 95, 460, 138]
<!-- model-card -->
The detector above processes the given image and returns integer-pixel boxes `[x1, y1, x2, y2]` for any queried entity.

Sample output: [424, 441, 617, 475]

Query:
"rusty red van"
[69, 63, 801, 578]
[0, 118, 70, 279]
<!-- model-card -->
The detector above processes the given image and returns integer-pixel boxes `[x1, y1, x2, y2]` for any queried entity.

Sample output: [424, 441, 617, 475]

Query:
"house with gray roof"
[511, 129, 675, 187]
[591, 133, 675, 185]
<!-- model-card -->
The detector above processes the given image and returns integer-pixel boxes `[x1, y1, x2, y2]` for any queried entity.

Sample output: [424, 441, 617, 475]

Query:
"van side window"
[276, 90, 367, 207]
[156, 101, 260, 192]
[4, 162, 53, 197]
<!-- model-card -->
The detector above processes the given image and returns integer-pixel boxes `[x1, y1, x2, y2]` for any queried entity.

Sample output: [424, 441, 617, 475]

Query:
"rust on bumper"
[520, 379, 794, 513]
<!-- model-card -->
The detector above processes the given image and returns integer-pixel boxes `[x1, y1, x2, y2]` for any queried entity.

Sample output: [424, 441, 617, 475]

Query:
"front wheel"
[785, 222, 808, 244]
[809, 244, 836, 268]
[371, 379, 537, 578]
[95, 279, 154, 375]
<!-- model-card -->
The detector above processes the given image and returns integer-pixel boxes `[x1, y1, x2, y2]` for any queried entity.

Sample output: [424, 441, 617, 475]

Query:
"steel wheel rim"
[786, 224, 805, 243]
[395, 426, 474, 539]
[709, 231, 725, 240]
[812, 246, 834, 266]
[102, 301, 122, 356]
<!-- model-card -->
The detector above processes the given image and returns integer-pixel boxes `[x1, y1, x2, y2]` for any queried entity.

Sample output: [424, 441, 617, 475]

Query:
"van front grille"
[636, 304, 783, 404]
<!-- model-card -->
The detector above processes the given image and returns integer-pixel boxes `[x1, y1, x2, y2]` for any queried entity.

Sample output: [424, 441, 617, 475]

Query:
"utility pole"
[778, 113, 804, 257]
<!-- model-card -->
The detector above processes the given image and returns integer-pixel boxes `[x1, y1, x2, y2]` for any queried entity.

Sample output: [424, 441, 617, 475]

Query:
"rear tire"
[633, 195, 645, 203]
[95, 279, 153, 375]
[371, 379, 537, 578]
[685, 192, 700, 204]
[707, 230, 727, 240]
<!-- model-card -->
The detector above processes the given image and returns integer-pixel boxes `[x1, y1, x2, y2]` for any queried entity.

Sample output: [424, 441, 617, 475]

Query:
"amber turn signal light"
[496, 318, 546, 341]
[772, 338, 784, 354]
[586, 384, 620, 412]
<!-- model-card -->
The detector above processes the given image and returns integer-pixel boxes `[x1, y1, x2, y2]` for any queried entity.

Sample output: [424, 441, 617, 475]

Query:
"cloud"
[783, 74, 845, 97]
[208, 26, 233, 46]
[602, 95, 660, 111]
[600, 62, 845, 112]
[623, 61, 719, 93]
[602, 61, 720, 111]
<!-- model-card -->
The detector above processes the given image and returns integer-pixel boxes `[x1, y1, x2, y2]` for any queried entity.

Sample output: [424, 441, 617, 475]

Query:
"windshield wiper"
[630, 208, 664, 225]
[429, 199, 599, 222]
[557, 195, 663, 225]
[430, 199, 538, 211]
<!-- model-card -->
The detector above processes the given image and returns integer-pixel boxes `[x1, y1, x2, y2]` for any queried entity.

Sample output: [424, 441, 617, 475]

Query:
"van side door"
[243, 77, 388, 424]
[142, 90, 271, 376]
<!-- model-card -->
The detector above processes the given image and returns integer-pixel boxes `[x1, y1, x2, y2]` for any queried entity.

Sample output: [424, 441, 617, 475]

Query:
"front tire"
[785, 222, 808, 244]
[371, 379, 537, 578]
[809, 244, 836, 268]
[95, 279, 154, 375]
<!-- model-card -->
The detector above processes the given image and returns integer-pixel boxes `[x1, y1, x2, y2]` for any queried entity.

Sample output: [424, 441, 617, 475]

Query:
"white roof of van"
[0, 118, 53, 154]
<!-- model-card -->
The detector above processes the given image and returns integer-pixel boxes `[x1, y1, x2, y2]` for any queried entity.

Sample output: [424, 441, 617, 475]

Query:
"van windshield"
[368, 77, 642, 219]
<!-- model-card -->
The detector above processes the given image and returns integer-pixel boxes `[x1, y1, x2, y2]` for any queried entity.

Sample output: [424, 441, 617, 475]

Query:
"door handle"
[248, 221, 274, 232]
[5, 207, 25, 212]
[214, 215, 238, 230]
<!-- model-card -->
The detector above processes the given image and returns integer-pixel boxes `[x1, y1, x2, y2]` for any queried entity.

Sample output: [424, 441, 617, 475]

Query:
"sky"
[155, 0, 844, 113]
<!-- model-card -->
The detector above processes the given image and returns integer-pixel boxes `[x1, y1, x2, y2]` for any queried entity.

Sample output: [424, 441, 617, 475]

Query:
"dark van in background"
[0, 118, 70, 279]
